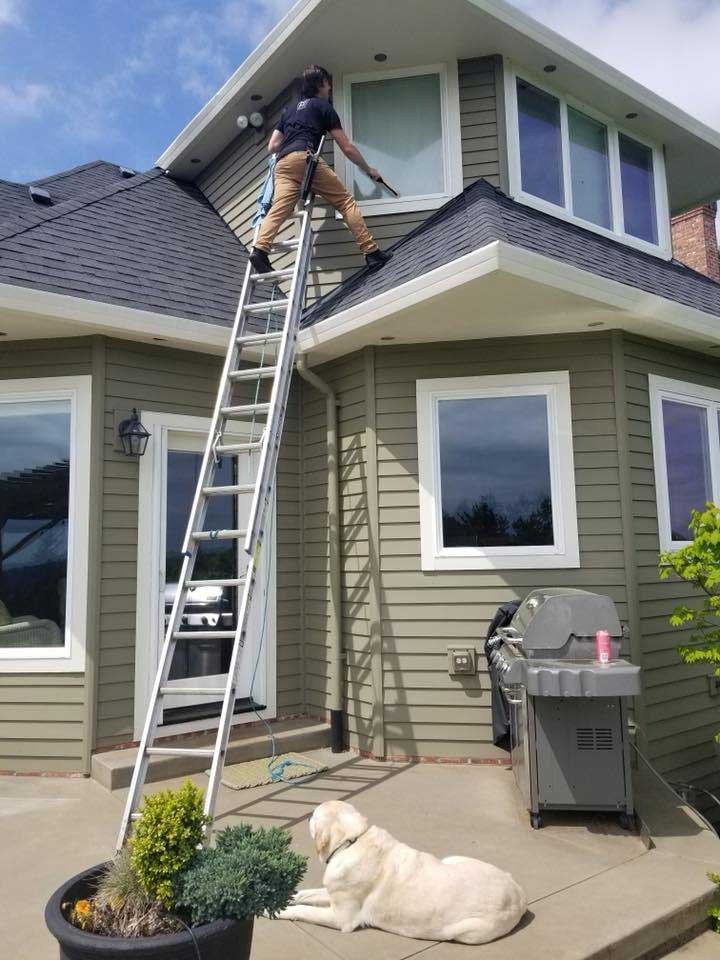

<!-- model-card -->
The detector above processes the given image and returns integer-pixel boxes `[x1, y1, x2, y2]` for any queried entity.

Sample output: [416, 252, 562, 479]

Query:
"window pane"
[568, 107, 611, 229]
[351, 73, 444, 201]
[165, 451, 236, 680]
[0, 400, 70, 648]
[517, 79, 564, 206]
[438, 395, 554, 548]
[662, 399, 711, 541]
[619, 133, 657, 243]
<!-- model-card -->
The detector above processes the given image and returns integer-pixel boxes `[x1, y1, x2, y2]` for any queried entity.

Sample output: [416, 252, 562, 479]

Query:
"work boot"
[250, 247, 274, 275]
[365, 248, 393, 271]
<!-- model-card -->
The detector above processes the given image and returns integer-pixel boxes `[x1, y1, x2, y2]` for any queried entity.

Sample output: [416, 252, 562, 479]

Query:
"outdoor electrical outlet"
[448, 647, 476, 676]
[707, 674, 720, 697]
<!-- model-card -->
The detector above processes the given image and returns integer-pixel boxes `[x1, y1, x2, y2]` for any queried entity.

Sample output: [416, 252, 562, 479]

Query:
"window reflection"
[619, 133, 657, 244]
[438, 395, 554, 548]
[0, 401, 70, 648]
[662, 400, 711, 541]
[569, 107, 611, 229]
[517, 79, 564, 207]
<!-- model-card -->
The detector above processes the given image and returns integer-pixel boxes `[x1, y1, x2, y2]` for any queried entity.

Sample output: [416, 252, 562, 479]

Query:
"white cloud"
[0, 82, 49, 119]
[0, 0, 22, 27]
[510, 0, 720, 132]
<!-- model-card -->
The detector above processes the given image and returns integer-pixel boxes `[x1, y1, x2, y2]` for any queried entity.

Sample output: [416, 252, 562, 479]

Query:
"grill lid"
[511, 588, 622, 654]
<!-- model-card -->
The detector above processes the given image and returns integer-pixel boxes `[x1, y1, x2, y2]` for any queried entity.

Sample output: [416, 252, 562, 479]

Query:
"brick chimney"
[671, 202, 720, 281]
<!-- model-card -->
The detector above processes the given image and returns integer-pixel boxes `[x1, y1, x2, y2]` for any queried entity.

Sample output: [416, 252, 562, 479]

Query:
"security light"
[236, 115, 249, 131]
[249, 111, 265, 129]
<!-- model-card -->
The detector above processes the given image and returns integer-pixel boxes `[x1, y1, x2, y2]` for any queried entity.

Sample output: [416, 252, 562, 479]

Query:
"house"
[2, 0, 720, 816]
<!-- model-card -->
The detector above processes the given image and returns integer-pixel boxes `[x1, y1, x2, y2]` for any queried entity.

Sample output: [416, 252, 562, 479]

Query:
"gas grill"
[487, 588, 640, 829]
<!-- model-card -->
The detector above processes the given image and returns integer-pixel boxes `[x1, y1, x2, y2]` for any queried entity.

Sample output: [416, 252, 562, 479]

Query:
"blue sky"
[2, 0, 720, 184]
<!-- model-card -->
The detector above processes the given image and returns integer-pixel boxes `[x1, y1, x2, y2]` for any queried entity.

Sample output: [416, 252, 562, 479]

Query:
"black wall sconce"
[118, 408, 151, 456]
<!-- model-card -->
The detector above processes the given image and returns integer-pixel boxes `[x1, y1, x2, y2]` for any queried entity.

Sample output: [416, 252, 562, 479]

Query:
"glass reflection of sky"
[517, 80, 564, 207]
[619, 134, 657, 244]
[569, 107, 611, 229]
[438, 395, 554, 548]
[662, 400, 711, 540]
[0, 404, 70, 474]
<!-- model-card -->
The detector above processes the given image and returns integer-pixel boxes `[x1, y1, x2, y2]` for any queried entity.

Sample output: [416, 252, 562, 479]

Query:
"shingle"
[302, 178, 720, 327]
[0, 166, 248, 327]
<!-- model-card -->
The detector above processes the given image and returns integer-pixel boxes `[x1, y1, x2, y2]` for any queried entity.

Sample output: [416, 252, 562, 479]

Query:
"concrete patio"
[1, 748, 718, 960]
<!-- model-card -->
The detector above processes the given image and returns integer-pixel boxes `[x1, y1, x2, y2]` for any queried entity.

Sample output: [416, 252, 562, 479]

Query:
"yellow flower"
[74, 900, 91, 917]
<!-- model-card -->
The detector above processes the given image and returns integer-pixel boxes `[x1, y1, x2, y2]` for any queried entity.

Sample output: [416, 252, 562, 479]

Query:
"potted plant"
[45, 780, 307, 959]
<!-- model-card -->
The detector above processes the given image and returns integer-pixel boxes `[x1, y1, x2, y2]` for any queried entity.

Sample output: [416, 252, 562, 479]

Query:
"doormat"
[210, 753, 328, 791]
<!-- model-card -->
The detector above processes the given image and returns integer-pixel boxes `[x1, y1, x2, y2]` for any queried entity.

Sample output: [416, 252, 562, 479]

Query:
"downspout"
[296, 354, 345, 752]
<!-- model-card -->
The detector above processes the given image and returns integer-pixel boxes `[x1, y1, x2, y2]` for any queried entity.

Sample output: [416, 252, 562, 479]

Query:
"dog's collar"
[325, 827, 369, 865]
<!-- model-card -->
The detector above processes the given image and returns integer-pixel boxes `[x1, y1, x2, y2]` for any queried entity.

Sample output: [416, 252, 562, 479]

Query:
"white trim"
[0, 376, 91, 672]
[134, 410, 277, 739]
[0, 283, 231, 355]
[649, 375, 720, 552]
[416, 371, 579, 570]
[297, 239, 720, 360]
[503, 62, 672, 259]
[334, 62, 463, 217]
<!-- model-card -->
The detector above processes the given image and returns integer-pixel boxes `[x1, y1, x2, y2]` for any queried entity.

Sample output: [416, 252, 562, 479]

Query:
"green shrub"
[709, 872, 720, 933]
[130, 780, 210, 908]
[173, 824, 307, 926]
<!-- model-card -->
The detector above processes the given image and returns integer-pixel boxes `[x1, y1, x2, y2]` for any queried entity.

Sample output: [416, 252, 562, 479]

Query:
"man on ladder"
[250, 64, 393, 275]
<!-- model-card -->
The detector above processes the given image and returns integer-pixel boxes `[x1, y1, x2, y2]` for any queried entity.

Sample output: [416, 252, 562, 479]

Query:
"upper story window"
[337, 63, 463, 216]
[505, 64, 671, 257]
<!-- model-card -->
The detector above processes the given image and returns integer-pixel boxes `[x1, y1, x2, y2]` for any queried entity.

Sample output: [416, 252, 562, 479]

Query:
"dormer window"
[336, 63, 463, 216]
[505, 65, 671, 257]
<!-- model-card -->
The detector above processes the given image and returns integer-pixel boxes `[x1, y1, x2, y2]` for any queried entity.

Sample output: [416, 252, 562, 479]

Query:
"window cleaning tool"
[116, 138, 327, 851]
[377, 177, 399, 197]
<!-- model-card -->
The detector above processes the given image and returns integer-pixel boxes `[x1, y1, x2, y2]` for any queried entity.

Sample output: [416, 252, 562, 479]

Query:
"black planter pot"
[45, 864, 254, 960]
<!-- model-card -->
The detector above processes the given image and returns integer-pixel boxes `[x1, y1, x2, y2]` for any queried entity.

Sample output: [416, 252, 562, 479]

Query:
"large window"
[417, 372, 579, 570]
[0, 377, 90, 671]
[507, 67, 670, 256]
[339, 64, 462, 215]
[649, 376, 720, 550]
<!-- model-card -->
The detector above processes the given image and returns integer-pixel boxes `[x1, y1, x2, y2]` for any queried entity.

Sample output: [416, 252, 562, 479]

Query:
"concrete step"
[660, 930, 720, 958]
[91, 717, 331, 791]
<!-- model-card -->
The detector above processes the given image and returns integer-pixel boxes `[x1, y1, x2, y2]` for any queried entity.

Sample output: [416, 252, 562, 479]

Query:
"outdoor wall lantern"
[118, 408, 151, 456]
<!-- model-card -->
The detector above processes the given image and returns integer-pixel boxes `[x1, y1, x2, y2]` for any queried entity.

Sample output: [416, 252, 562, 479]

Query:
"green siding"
[622, 334, 720, 798]
[197, 57, 501, 305]
[0, 339, 93, 772]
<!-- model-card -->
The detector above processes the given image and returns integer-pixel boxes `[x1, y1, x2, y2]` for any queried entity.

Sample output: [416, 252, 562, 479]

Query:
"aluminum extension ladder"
[116, 146, 322, 851]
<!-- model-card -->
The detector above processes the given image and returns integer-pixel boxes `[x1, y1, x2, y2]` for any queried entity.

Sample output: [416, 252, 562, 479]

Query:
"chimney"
[671, 202, 720, 281]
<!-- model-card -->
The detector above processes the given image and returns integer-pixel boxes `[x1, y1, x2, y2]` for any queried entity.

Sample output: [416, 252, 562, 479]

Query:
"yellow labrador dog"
[276, 800, 527, 944]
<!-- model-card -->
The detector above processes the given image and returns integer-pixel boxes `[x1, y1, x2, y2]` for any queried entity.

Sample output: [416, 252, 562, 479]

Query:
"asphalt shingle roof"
[0, 166, 248, 327]
[303, 178, 720, 326]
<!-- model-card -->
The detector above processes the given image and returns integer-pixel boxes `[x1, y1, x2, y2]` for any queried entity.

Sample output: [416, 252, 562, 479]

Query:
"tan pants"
[255, 151, 378, 255]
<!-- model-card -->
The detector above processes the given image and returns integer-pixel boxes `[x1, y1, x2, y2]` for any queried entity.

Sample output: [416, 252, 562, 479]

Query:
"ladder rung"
[214, 440, 263, 455]
[186, 578, 245, 588]
[243, 299, 289, 316]
[160, 686, 228, 697]
[237, 331, 283, 346]
[273, 239, 300, 251]
[202, 483, 256, 497]
[220, 403, 271, 418]
[191, 529, 247, 541]
[229, 366, 277, 382]
[251, 268, 295, 282]
[146, 747, 216, 758]
[172, 630, 236, 640]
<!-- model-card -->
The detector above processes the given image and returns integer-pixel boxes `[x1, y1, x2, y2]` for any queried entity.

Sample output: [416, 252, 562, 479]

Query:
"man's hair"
[301, 65, 332, 98]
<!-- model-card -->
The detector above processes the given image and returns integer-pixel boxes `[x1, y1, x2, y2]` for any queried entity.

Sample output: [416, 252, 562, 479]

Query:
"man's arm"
[267, 129, 283, 154]
[330, 128, 381, 182]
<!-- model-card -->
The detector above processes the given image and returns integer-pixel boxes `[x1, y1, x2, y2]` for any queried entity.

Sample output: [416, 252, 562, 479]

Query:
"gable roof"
[0, 166, 248, 327]
[302, 178, 720, 328]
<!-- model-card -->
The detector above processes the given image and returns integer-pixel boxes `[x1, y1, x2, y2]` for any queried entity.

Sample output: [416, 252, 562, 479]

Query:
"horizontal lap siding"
[301, 352, 372, 751]
[623, 335, 720, 798]
[373, 335, 625, 760]
[0, 338, 92, 771]
[197, 57, 500, 306]
[98, 340, 302, 745]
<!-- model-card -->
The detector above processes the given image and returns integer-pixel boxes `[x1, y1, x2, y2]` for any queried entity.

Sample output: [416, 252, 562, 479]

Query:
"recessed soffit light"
[374, 53, 388, 62]
[543, 64, 557, 73]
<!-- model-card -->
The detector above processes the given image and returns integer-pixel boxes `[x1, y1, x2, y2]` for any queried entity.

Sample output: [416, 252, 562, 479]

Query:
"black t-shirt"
[275, 97, 342, 160]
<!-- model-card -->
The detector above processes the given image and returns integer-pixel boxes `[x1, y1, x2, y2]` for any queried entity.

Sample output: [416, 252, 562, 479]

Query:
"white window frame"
[0, 375, 91, 672]
[503, 61, 672, 259]
[334, 62, 463, 217]
[417, 372, 579, 571]
[649, 375, 720, 552]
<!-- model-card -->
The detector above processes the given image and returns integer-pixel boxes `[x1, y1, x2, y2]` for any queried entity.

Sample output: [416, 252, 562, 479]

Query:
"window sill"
[335, 193, 452, 220]
[421, 548, 581, 572]
[0, 648, 85, 673]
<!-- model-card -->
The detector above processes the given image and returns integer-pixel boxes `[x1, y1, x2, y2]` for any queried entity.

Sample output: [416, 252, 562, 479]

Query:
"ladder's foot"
[250, 247, 274, 274]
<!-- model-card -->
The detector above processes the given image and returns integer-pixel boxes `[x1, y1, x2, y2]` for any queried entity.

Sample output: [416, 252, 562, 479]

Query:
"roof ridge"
[0, 168, 163, 245]
[30, 159, 112, 187]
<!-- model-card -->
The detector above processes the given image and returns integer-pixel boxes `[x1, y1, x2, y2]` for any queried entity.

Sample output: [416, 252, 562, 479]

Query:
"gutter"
[295, 355, 345, 752]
